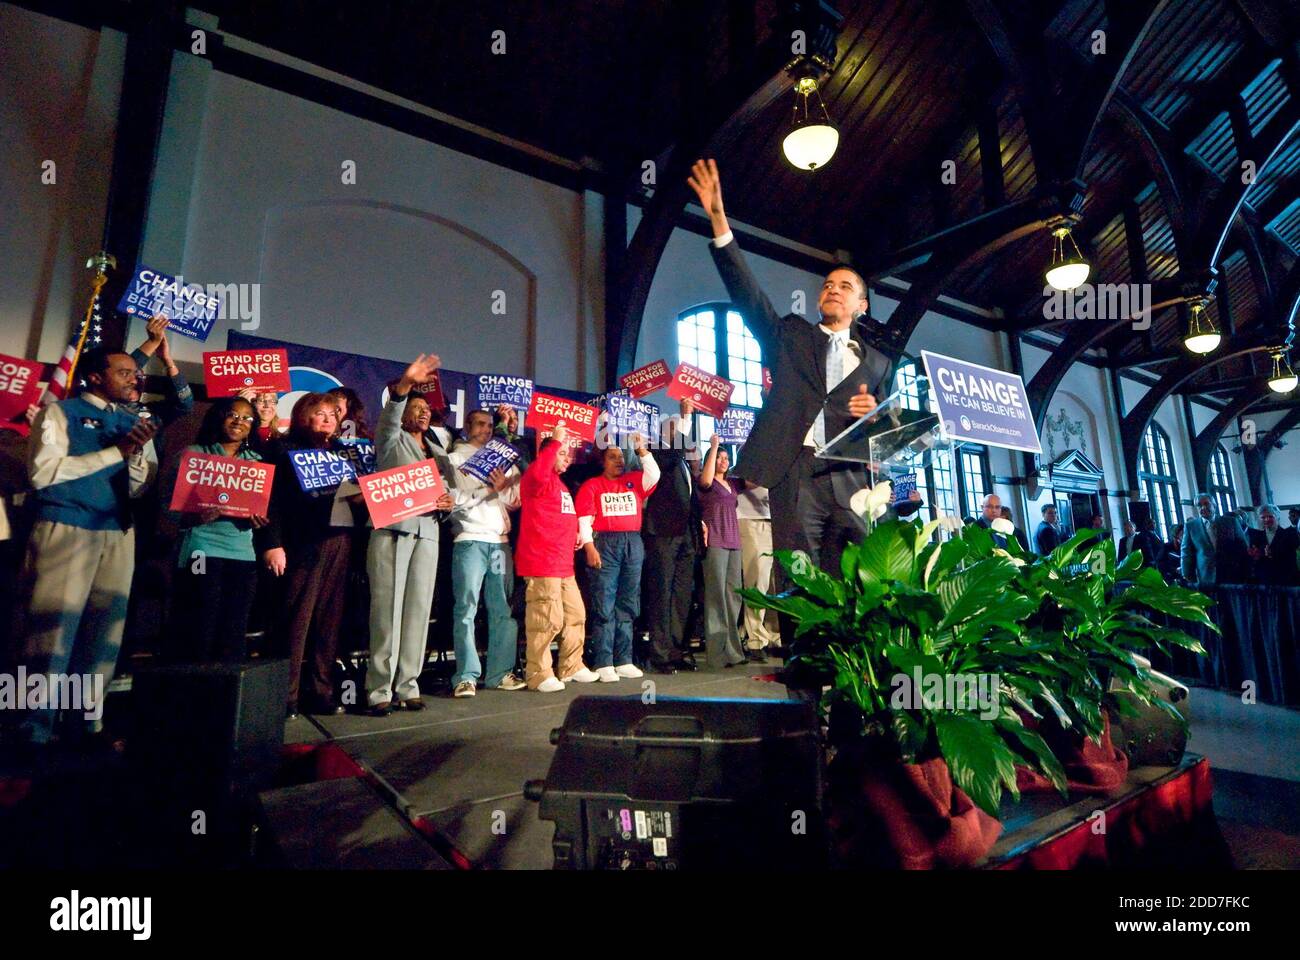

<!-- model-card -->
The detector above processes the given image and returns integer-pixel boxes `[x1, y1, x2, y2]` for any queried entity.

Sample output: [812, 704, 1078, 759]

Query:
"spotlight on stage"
[1044, 225, 1090, 291]
[1268, 349, 1298, 393]
[1183, 301, 1221, 355]
[783, 76, 839, 171]
[525, 697, 825, 870]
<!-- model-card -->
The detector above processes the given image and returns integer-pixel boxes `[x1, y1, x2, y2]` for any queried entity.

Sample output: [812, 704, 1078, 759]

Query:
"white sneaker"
[536, 676, 565, 693]
[562, 667, 600, 683]
[453, 681, 476, 698]
[596, 666, 620, 683]
[614, 663, 643, 679]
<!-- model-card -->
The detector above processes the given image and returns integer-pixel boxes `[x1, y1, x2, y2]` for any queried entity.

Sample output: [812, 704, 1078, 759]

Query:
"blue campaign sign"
[289, 447, 355, 493]
[920, 351, 1042, 454]
[459, 438, 521, 483]
[715, 407, 756, 444]
[477, 374, 533, 411]
[338, 438, 377, 477]
[116, 265, 219, 342]
[605, 392, 659, 437]
[891, 472, 918, 502]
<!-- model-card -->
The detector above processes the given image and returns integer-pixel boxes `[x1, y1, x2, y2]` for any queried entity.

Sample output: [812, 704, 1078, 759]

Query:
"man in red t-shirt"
[575, 432, 659, 682]
[516, 423, 600, 691]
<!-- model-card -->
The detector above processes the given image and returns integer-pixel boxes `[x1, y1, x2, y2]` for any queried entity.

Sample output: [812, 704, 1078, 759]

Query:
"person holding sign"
[688, 159, 892, 600]
[697, 433, 748, 670]
[256, 393, 356, 718]
[516, 423, 601, 691]
[167, 397, 268, 662]
[446, 409, 525, 697]
[365, 355, 456, 715]
[574, 432, 659, 683]
[18, 348, 158, 746]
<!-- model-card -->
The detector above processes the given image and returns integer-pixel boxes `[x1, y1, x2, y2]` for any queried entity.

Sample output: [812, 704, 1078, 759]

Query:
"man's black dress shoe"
[672, 657, 698, 672]
[745, 648, 769, 664]
[649, 661, 678, 675]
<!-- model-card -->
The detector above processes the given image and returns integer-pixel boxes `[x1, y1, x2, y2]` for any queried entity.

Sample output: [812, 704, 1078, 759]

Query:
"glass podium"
[814, 380, 951, 487]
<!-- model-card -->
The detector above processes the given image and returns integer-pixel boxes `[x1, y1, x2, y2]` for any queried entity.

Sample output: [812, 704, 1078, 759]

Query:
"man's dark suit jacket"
[709, 240, 892, 506]
[642, 448, 701, 545]
[1034, 520, 1062, 555]
[1247, 527, 1300, 585]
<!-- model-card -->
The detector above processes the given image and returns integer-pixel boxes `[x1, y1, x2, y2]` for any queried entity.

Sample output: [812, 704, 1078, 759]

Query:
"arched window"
[677, 303, 763, 437]
[1208, 443, 1237, 515]
[1138, 422, 1181, 540]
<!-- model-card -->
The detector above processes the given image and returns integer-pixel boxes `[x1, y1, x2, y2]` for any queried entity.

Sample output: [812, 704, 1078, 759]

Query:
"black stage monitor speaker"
[525, 696, 825, 870]
[131, 658, 290, 799]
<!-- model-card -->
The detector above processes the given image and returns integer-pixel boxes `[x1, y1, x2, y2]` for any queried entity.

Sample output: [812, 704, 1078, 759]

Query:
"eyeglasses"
[225, 414, 256, 424]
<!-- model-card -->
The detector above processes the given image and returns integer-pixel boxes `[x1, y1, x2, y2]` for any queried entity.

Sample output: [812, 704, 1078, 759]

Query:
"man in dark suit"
[999, 506, 1030, 553]
[1034, 503, 1064, 556]
[641, 399, 703, 673]
[1117, 520, 1137, 561]
[688, 159, 891, 589]
[1248, 504, 1300, 585]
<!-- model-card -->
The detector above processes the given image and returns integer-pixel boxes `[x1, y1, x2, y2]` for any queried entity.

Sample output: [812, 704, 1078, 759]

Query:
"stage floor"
[288, 663, 792, 869]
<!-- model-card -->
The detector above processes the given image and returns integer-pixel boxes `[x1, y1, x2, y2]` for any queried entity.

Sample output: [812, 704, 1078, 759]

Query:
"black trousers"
[170, 555, 258, 663]
[769, 448, 867, 643]
[643, 533, 696, 666]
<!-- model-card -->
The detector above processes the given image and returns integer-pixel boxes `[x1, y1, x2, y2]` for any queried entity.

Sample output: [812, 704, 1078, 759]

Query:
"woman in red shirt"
[516, 423, 600, 691]
[575, 432, 659, 682]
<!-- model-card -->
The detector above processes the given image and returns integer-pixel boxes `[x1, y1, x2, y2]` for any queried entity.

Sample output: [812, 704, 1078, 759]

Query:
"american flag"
[42, 287, 105, 403]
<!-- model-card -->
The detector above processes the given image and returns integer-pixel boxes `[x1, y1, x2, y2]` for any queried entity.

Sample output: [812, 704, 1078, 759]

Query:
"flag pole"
[64, 251, 117, 392]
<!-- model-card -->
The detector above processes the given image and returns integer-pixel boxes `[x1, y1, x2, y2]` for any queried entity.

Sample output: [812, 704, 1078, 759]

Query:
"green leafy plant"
[740, 518, 1212, 817]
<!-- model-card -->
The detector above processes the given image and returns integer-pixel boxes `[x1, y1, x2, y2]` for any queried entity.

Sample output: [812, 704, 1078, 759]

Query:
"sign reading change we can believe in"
[920, 351, 1042, 454]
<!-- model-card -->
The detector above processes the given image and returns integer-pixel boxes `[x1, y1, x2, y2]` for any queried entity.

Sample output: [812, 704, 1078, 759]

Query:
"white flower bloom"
[990, 517, 1015, 535]
[850, 481, 893, 521]
[992, 547, 1026, 568]
[936, 514, 964, 533]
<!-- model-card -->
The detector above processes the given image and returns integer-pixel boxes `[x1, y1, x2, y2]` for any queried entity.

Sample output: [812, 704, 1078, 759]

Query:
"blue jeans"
[451, 540, 518, 687]
[586, 531, 644, 668]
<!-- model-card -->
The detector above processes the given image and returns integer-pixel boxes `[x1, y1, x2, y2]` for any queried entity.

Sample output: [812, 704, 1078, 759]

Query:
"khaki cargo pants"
[523, 575, 586, 688]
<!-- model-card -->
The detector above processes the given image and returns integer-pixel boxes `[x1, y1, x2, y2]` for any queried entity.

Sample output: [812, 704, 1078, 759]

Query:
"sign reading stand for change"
[666, 362, 734, 418]
[361, 459, 447, 529]
[169, 452, 274, 518]
[920, 350, 1042, 454]
[619, 359, 672, 399]
[0, 353, 43, 424]
[528, 392, 599, 442]
[204, 348, 291, 395]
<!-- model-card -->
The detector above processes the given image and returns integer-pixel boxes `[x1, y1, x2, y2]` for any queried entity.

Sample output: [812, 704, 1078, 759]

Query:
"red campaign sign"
[619, 359, 672, 399]
[203, 348, 291, 395]
[666, 362, 735, 418]
[0, 353, 44, 424]
[762, 366, 773, 393]
[411, 371, 446, 411]
[169, 452, 274, 518]
[534, 429, 586, 456]
[360, 458, 448, 529]
[527, 392, 598, 442]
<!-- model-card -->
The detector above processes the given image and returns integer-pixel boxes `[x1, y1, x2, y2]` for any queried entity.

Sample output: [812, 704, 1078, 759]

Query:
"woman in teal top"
[170, 397, 268, 661]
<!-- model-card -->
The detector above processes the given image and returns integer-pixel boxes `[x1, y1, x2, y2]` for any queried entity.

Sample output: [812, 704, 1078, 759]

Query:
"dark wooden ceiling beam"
[1191, 383, 1272, 492]
[1118, 329, 1283, 490]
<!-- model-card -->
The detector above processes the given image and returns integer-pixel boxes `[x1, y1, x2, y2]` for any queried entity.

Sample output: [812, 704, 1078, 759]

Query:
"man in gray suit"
[1181, 493, 1248, 589]
[365, 354, 455, 715]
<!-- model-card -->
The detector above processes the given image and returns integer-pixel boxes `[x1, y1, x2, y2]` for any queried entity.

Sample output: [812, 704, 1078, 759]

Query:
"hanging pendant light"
[1268, 350, 1298, 393]
[1183, 301, 1221, 355]
[782, 76, 839, 171]
[1044, 226, 1091, 291]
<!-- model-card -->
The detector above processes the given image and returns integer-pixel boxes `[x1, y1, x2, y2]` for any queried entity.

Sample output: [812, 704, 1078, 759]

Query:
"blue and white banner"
[921, 350, 1042, 454]
[227, 333, 600, 441]
[458, 438, 521, 483]
[117, 265, 219, 342]
[714, 407, 756, 444]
